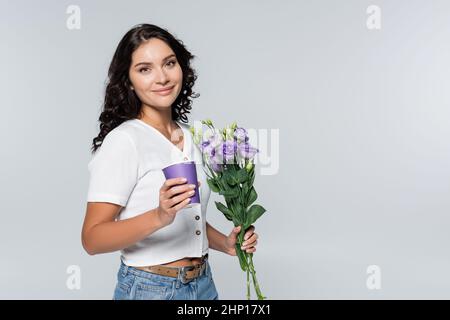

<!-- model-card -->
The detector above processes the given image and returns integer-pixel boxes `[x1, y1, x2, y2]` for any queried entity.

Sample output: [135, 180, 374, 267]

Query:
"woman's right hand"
[156, 177, 197, 227]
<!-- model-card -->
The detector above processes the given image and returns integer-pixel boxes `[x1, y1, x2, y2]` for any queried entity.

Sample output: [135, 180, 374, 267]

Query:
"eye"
[139, 67, 150, 73]
[166, 60, 177, 67]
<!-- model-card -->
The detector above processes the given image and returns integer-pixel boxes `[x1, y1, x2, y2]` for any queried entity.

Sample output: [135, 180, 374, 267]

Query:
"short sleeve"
[86, 130, 139, 206]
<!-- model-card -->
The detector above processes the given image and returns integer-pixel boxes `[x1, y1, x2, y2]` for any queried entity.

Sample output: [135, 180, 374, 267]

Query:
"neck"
[138, 105, 174, 133]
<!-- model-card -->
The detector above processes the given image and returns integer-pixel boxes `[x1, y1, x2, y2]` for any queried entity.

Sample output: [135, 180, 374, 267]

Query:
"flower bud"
[202, 119, 213, 127]
[225, 127, 234, 141]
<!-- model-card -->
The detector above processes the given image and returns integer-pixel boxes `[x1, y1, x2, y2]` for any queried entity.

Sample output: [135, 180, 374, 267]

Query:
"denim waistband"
[119, 255, 210, 283]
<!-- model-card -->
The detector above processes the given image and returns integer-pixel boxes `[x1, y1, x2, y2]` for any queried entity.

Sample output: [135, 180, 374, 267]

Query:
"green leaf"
[246, 186, 258, 207]
[242, 183, 249, 200]
[207, 178, 220, 192]
[236, 168, 248, 183]
[224, 170, 239, 186]
[214, 201, 234, 221]
[246, 204, 266, 225]
[219, 187, 239, 198]
[226, 174, 238, 186]
[235, 202, 245, 224]
[249, 169, 255, 185]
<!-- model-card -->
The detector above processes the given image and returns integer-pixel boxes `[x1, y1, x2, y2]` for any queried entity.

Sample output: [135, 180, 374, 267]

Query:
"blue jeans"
[113, 259, 219, 300]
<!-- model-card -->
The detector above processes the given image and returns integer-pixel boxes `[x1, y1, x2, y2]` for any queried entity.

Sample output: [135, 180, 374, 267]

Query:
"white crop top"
[86, 118, 211, 266]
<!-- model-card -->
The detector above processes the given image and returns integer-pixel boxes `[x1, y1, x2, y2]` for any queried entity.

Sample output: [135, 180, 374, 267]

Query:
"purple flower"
[198, 139, 224, 172]
[209, 133, 223, 148]
[200, 140, 211, 153]
[200, 138, 219, 161]
[238, 142, 259, 160]
[210, 159, 224, 173]
[218, 140, 238, 164]
[234, 127, 249, 143]
[208, 150, 225, 172]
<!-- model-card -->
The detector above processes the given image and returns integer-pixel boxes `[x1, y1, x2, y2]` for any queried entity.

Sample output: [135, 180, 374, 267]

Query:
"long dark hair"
[91, 23, 200, 153]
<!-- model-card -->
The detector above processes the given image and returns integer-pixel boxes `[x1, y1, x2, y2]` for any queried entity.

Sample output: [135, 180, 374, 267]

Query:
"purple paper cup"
[162, 160, 200, 207]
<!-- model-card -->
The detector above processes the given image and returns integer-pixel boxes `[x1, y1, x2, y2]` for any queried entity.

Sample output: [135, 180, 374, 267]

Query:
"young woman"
[82, 24, 259, 300]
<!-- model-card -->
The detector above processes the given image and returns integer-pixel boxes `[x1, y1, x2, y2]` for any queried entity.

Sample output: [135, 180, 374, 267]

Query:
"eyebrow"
[134, 54, 176, 68]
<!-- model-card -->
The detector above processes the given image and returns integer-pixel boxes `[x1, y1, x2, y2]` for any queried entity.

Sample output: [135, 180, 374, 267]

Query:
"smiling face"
[128, 38, 183, 112]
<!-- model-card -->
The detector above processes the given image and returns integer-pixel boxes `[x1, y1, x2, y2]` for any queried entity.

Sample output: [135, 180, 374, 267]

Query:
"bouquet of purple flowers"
[190, 119, 267, 300]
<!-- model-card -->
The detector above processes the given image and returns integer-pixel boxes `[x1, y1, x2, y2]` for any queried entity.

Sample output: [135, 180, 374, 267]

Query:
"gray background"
[1, 0, 449, 299]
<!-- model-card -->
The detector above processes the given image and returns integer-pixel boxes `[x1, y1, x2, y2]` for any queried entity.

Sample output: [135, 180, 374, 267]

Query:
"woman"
[82, 23, 259, 300]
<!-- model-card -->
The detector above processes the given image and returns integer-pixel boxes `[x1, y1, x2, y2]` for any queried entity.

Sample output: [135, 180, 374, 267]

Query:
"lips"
[153, 85, 175, 93]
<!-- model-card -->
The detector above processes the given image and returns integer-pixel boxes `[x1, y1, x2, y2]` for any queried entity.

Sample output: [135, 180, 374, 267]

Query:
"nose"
[155, 67, 169, 85]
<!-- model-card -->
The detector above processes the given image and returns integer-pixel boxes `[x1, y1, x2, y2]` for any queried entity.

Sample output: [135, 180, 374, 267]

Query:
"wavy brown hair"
[91, 23, 200, 153]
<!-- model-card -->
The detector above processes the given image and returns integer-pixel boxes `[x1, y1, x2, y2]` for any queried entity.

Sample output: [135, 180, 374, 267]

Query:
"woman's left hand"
[225, 225, 258, 256]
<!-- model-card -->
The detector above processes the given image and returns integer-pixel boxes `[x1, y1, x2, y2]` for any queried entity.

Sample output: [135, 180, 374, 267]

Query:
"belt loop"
[121, 261, 129, 277]
[175, 268, 182, 289]
[203, 254, 208, 276]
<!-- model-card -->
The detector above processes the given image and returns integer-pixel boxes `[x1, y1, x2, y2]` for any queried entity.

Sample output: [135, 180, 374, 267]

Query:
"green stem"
[247, 253, 266, 300]
[246, 256, 250, 300]
[236, 245, 265, 300]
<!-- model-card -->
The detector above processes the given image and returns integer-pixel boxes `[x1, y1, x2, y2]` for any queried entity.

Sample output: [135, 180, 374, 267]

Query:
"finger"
[167, 183, 196, 198]
[169, 189, 195, 207]
[244, 226, 255, 240]
[229, 225, 241, 242]
[161, 177, 187, 192]
[242, 239, 258, 249]
[242, 234, 258, 246]
[172, 197, 192, 212]
[241, 247, 256, 253]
